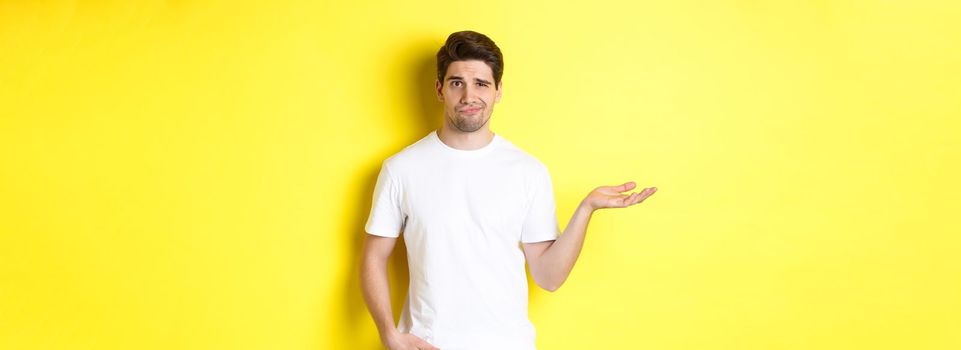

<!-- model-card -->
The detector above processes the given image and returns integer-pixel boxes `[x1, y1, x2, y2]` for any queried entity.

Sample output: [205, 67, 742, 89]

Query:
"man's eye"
[451, 81, 462, 87]
[477, 83, 488, 87]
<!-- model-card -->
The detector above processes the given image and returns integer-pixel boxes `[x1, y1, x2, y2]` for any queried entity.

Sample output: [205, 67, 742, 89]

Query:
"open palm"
[583, 181, 657, 211]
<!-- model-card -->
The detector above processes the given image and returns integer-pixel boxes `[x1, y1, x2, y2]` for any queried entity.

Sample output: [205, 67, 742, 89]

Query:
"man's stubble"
[448, 102, 490, 133]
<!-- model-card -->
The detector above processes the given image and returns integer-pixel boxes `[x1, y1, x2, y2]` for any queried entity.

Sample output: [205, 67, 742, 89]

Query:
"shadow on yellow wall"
[337, 43, 447, 343]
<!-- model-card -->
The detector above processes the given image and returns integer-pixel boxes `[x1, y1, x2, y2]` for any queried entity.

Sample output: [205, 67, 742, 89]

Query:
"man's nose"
[460, 85, 477, 104]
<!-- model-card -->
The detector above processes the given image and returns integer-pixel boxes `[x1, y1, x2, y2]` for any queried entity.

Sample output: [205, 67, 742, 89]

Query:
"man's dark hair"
[437, 30, 503, 90]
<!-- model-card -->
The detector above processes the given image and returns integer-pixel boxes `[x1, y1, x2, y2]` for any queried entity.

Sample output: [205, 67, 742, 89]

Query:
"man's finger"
[638, 187, 657, 202]
[625, 188, 652, 206]
[613, 181, 636, 192]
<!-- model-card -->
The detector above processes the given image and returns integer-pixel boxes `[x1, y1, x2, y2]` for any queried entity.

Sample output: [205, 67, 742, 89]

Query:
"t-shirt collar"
[430, 130, 500, 156]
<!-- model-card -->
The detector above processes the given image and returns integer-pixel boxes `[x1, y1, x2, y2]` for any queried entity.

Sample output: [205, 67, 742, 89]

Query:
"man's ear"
[494, 81, 503, 103]
[435, 79, 444, 101]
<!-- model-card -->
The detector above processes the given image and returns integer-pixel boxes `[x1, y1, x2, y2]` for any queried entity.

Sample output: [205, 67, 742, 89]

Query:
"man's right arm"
[361, 233, 398, 338]
[360, 233, 437, 350]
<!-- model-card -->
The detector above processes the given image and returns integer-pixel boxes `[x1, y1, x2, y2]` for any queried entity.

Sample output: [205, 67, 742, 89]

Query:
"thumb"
[613, 181, 636, 192]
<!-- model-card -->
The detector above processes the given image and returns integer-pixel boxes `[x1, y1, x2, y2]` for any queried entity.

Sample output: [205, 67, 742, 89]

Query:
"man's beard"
[450, 108, 489, 132]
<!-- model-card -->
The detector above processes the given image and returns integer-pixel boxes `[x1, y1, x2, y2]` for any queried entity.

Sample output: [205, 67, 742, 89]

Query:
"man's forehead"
[444, 60, 494, 80]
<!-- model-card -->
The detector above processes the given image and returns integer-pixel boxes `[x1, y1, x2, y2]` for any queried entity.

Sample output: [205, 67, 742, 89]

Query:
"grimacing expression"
[436, 60, 502, 133]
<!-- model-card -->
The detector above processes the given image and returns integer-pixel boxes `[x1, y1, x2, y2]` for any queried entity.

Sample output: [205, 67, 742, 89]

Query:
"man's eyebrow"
[474, 78, 492, 85]
[447, 76, 464, 81]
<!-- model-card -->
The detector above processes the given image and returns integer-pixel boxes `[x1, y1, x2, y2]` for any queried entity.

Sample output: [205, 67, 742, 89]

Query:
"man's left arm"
[523, 181, 657, 292]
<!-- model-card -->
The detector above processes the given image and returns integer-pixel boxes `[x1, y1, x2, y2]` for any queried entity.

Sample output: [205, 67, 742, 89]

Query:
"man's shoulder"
[378, 133, 436, 173]
[496, 136, 551, 173]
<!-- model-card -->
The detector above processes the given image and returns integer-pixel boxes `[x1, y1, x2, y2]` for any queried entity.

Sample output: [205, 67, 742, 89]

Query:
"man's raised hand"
[582, 181, 657, 211]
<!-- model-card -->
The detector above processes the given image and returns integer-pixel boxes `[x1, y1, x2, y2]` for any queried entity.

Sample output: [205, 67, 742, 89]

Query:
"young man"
[361, 30, 657, 350]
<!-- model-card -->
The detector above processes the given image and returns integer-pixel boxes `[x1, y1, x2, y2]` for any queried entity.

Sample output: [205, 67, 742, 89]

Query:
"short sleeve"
[521, 164, 561, 243]
[365, 162, 405, 238]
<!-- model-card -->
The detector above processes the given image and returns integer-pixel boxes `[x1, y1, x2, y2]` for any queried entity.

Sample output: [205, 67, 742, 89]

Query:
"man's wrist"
[578, 200, 596, 215]
[378, 326, 400, 348]
[379, 326, 400, 338]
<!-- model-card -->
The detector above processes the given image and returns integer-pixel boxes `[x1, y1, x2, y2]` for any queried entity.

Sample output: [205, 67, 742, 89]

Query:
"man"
[361, 30, 657, 350]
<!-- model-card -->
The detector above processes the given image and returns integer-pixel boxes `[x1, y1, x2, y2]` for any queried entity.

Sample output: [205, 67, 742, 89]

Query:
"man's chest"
[400, 165, 531, 230]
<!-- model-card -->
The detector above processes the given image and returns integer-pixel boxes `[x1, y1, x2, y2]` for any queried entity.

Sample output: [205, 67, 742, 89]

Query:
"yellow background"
[2, 1, 959, 349]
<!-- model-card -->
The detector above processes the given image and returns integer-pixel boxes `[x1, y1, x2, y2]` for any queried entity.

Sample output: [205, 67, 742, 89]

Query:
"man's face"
[436, 60, 502, 133]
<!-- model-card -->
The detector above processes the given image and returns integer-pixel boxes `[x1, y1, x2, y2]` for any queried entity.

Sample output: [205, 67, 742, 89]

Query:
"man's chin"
[455, 121, 487, 133]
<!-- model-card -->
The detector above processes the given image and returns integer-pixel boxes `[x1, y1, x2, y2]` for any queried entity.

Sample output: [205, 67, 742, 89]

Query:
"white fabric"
[365, 130, 561, 349]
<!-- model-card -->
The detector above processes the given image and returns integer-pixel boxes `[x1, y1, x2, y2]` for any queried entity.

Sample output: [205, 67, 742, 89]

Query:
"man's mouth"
[460, 107, 481, 114]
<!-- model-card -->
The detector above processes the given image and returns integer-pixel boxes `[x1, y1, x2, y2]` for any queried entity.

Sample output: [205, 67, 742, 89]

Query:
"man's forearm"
[360, 256, 398, 338]
[538, 200, 595, 290]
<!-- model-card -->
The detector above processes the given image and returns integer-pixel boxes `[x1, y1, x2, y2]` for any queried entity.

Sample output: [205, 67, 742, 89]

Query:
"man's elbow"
[537, 278, 564, 292]
[529, 260, 567, 292]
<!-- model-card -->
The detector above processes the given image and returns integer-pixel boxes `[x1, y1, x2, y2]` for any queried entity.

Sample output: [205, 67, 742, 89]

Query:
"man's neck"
[436, 126, 495, 151]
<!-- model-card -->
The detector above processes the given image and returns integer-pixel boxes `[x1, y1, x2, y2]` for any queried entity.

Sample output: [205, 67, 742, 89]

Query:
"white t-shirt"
[365, 130, 561, 350]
